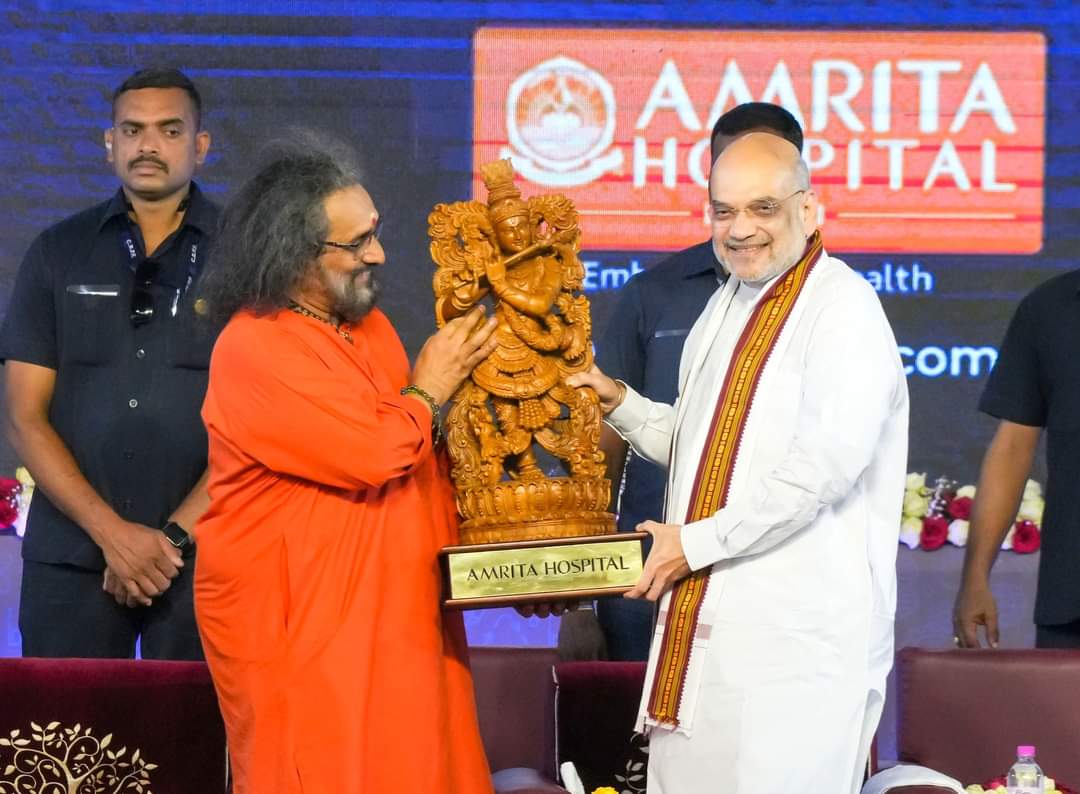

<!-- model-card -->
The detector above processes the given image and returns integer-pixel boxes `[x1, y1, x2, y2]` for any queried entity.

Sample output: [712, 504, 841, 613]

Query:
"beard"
[320, 264, 380, 323]
[713, 232, 806, 285]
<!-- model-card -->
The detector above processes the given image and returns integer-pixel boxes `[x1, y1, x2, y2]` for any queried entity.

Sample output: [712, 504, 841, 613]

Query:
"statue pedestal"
[440, 531, 647, 610]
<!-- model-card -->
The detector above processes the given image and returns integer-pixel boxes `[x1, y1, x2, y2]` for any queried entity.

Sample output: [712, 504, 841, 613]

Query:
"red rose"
[920, 516, 949, 550]
[1012, 520, 1041, 554]
[946, 495, 973, 520]
[0, 500, 16, 528]
[984, 776, 1007, 790]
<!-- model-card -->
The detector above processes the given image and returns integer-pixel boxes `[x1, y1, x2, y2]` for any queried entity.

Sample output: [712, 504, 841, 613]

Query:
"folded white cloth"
[862, 764, 966, 794]
[560, 761, 587, 794]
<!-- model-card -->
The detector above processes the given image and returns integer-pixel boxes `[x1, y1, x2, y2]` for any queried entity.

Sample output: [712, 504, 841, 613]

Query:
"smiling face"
[708, 133, 817, 283]
[105, 87, 209, 202]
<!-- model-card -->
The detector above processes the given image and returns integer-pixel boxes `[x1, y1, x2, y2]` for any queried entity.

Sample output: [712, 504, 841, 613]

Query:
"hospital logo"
[501, 55, 623, 187]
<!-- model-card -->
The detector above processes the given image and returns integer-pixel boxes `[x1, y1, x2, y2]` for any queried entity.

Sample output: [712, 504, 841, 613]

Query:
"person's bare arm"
[166, 469, 209, 534]
[4, 360, 182, 606]
[953, 419, 1041, 648]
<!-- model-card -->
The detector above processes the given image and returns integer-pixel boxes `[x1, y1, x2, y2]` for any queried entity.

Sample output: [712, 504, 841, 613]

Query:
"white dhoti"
[646, 613, 883, 793]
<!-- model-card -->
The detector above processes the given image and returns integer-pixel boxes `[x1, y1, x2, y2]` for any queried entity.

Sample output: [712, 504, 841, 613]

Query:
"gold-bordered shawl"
[646, 232, 824, 726]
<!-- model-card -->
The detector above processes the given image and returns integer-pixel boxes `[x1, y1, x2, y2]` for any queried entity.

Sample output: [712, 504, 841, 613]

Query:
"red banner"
[473, 28, 1045, 254]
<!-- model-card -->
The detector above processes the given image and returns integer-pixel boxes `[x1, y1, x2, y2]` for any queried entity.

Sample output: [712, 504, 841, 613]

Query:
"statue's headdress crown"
[481, 159, 529, 224]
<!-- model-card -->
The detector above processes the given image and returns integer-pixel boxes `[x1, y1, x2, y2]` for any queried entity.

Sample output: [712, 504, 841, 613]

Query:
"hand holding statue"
[566, 364, 625, 415]
[411, 306, 498, 404]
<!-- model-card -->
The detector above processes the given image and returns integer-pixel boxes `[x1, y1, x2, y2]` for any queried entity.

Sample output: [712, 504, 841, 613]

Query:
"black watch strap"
[162, 521, 193, 550]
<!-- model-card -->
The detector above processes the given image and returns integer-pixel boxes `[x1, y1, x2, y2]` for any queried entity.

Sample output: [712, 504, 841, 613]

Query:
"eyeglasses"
[709, 190, 805, 225]
[130, 257, 162, 327]
[322, 217, 383, 258]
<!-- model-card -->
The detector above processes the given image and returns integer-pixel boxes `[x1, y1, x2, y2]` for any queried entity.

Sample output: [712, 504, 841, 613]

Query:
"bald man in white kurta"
[574, 133, 908, 793]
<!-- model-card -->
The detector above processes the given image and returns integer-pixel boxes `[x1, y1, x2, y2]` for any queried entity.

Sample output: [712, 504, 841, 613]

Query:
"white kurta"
[607, 250, 908, 794]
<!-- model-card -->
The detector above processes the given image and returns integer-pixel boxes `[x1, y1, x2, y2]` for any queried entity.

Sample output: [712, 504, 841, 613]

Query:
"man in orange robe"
[193, 136, 498, 793]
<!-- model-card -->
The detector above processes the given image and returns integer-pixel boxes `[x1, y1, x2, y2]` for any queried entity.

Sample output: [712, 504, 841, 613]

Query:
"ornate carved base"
[460, 513, 616, 546]
[458, 476, 615, 545]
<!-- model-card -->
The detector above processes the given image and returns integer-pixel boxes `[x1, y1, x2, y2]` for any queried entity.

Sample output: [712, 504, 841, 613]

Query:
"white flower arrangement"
[900, 473, 1044, 553]
[13, 466, 34, 538]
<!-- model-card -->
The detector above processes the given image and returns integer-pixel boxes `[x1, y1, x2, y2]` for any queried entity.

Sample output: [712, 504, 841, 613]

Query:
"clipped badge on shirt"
[66, 284, 120, 297]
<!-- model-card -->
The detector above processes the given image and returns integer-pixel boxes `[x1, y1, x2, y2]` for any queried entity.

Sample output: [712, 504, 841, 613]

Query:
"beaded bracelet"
[401, 385, 443, 444]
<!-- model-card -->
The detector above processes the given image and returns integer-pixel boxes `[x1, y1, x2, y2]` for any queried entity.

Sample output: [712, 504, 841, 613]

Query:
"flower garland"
[0, 467, 34, 538]
[900, 472, 1044, 553]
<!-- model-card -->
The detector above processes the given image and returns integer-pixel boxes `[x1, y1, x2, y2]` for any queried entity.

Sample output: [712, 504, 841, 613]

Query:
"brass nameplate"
[441, 532, 647, 609]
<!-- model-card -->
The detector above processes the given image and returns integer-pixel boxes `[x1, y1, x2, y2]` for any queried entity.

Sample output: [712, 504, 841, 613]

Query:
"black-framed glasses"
[130, 257, 162, 327]
[709, 190, 806, 225]
[321, 217, 383, 258]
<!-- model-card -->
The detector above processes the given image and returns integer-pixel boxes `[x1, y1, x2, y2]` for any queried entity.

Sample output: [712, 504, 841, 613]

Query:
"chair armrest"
[492, 766, 571, 793]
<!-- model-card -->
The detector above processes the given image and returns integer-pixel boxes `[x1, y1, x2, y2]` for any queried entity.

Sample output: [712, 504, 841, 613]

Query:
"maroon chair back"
[897, 647, 1080, 786]
[0, 658, 227, 794]
[469, 646, 560, 778]
[554, 661, 648, 793]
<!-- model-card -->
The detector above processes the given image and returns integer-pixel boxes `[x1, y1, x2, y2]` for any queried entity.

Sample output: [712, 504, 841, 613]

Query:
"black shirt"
[0, 184, 221, 569]
[979, 269, 1080, 625]
[595, 241, 724, 533]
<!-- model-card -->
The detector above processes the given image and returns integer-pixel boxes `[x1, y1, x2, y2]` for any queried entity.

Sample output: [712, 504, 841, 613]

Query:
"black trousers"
[19, 558, 204, 660]
[1035, 619, 1080, 649]
[596, 596, 654, 661]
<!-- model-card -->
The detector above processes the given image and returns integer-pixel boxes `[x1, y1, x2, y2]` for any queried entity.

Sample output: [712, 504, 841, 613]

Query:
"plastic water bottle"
[1007, 745, 1044, 794]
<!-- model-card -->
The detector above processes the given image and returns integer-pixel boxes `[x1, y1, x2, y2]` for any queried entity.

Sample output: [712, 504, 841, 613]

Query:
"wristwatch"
[161, 521, 193, 551]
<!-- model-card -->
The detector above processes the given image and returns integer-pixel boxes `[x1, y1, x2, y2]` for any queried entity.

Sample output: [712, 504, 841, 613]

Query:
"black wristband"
[401, 385, 443, 444]
[162, 521, 193, 551]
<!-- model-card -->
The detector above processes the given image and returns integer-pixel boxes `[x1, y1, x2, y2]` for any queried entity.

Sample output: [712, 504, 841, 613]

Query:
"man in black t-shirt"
[0, 68, 219, 659]
[954, 270, 1080, 649]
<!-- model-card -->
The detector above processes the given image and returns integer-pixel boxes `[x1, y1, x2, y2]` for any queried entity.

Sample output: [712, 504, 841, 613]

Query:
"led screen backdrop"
[0, 2, 1077, 755]
[1, 2, 1068, 485]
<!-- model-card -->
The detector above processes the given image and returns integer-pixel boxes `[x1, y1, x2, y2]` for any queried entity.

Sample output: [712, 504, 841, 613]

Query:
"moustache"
[128, 157, 168, 173]
[724, 239, 768, 250]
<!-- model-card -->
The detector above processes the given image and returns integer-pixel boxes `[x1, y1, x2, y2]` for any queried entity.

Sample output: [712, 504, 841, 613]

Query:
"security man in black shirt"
[954, 269, 1080, 649]
[0, 68, 219, 659]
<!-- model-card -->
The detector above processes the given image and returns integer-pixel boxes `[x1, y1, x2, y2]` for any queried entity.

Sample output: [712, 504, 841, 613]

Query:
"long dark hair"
[198, 132, 364, 323]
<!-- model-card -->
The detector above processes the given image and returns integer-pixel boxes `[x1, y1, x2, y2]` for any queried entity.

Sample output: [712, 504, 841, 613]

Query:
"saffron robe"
[194, 308, 493, 794]
[607, 249, 908, 794]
